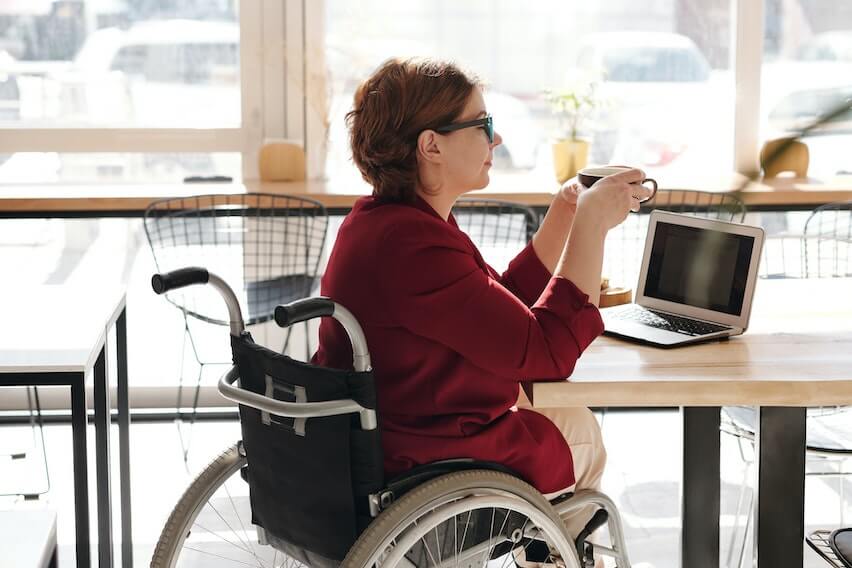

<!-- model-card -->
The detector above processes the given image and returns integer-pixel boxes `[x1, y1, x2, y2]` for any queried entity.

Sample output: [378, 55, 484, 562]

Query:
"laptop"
[601, 210, 765, 348]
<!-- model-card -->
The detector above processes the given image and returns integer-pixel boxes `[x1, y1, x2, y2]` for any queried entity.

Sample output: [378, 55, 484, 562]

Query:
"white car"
[760, 61, 852, 179]
[795, 31, 852, 63]
[53, 19, 240, 181]
[571, 31, 725, 172]
[60, 19, 239, 127]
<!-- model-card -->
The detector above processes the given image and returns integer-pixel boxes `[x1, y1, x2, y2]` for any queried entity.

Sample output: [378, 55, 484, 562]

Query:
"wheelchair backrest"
[231, 333, 383, 561]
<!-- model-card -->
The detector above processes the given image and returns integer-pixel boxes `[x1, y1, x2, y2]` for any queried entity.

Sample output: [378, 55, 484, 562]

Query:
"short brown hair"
[346, 58, 480, 203]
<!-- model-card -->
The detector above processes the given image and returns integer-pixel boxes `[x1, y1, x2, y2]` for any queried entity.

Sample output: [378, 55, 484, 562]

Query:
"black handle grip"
[151, 268, 210, 295]
[274, 297, 335, 327]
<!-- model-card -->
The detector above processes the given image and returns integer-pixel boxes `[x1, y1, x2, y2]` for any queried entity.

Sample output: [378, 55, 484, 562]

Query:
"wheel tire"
[150, 443, 246, 568]
[342, 470, 579, 568]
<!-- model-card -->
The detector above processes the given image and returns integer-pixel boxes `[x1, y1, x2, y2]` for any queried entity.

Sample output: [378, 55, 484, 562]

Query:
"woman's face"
[437, 87, 503, 194]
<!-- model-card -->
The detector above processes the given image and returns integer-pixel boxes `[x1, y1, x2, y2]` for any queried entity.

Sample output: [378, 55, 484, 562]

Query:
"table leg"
[70, 376, 91, 568]
[682, 406, 720, 568]
[753, 407, 806, 568]
[94, 348, 114, 567]
[117, 307, 133, 568]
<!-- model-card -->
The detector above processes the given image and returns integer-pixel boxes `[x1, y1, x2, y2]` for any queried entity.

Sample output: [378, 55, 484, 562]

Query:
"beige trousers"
[516, 389, 607, 539]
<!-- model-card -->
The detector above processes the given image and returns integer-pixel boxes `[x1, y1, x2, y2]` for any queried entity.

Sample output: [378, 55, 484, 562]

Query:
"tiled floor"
[0, 409, 848, 567]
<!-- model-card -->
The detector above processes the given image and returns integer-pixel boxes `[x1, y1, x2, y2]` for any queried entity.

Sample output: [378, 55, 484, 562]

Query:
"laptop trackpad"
[603, 316, 699, 346]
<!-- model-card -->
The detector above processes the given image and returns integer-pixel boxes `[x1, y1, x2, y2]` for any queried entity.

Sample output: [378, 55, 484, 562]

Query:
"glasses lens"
[484, 116, 494, 143]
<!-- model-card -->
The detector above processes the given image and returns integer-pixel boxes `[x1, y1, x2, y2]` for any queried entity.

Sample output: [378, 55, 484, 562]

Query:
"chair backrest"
[640, 189, 747, 221]
[605, 189, 747, 286]
[143, 193, 328, 325]
[452, 198, 540, 270]
[803, 200, 852, 278]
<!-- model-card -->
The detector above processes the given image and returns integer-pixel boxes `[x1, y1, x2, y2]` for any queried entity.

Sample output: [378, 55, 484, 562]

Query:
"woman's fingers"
[606, 167, 646, 185]
[630, 196, 642, 212]
[632, 183, 656, 203]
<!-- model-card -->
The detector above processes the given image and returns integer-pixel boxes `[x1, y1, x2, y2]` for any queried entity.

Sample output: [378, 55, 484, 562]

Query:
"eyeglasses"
[434, 115, 494, 144]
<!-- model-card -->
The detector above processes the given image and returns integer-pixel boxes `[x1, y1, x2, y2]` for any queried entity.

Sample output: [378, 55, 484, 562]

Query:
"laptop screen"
[644, 222, 755, 315]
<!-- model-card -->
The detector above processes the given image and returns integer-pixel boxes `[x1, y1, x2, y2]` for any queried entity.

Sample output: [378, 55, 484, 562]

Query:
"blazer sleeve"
[496, 243, 553, 307]
[378, 222, 604, 380]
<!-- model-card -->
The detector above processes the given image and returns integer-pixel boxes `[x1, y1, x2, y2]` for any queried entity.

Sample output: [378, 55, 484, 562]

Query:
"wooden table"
[0, 173, 850, 217]
[530, 278, 852, 568]
[0, 285, 133, 568]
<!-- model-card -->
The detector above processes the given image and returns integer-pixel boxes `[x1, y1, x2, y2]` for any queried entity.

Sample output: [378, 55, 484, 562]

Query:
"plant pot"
[551, 138, 589, 184]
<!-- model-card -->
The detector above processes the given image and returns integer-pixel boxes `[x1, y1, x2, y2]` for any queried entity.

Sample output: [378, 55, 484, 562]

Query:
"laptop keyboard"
[614, 306, 732, 336]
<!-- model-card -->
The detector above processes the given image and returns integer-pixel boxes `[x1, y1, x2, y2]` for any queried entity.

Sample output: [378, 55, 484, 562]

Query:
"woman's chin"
[474, 172, 490, 189]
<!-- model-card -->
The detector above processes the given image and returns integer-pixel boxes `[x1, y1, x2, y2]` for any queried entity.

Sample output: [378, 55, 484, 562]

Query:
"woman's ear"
[416, 130, 442, 165]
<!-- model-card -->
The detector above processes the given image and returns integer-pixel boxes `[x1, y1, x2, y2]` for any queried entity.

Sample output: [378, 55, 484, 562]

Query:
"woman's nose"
[492, 131, 503, 147]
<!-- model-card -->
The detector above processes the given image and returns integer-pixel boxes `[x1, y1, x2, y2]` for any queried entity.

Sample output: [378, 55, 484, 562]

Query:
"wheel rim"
[363, 490, 577, 568]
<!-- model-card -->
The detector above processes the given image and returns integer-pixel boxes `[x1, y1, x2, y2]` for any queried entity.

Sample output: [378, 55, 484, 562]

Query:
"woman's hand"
[576, 167, 652, 231]
[531, 181, 583, 274]
[556, 180, 583, 212]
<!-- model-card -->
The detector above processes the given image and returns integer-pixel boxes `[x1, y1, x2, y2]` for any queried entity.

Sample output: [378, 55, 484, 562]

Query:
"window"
[323, 1, 735, 183]
[0, 1, 245, 183]
[760, 3, 852, 179]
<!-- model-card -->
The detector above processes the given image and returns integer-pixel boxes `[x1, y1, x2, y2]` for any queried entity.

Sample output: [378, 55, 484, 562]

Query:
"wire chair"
[451, 198, 540, 271]
[804, 200, 852, 278]
[143, 193, 328, 463]
[604, 189, 747, 287]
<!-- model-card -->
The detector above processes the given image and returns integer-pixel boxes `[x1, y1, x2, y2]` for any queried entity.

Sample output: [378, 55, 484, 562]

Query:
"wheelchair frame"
[148, 267, 633, 568]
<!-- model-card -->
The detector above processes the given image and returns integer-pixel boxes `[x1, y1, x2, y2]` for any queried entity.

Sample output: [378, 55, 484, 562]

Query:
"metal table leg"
[94, 348, 114, 567]
[117, 307, 133, 567]
[70, 375, 91, 568]
[754, 406, 806, 568]
[682, 406, 721, 568]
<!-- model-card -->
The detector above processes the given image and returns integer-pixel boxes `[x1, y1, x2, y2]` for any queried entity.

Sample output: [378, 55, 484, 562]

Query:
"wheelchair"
[149, 267, 633, 568]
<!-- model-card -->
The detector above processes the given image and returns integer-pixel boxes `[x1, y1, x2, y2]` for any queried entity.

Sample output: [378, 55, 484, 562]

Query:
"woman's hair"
[346, 57, 481, 203]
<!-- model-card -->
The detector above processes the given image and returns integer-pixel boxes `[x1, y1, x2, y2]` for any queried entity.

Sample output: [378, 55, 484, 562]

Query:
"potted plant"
[544, 72, 602, 183]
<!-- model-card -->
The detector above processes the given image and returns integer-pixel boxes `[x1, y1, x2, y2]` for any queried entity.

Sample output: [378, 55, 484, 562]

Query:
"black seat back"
[231, 333, 383, 561]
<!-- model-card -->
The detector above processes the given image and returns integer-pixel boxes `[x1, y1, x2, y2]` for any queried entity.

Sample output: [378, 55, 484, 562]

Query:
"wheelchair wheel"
[342, 469, 581, 568]
[150, 442, 310, 568]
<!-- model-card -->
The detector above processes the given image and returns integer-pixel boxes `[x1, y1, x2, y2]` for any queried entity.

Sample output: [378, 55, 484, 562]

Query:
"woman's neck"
[416, 191, 457, 221]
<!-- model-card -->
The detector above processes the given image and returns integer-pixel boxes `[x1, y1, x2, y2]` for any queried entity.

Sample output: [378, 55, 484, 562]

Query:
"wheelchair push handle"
[151, 267, 245, 336]
[151, 267, 209, 294]
[275, 298, 372, 373]
[274, 297, 334, 327]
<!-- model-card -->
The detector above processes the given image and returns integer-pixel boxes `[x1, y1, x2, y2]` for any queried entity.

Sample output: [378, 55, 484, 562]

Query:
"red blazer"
[312, 195, 604, 493]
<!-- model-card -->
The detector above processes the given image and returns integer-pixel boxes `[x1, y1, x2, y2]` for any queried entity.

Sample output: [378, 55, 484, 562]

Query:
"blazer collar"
[413, 193, 459, 228]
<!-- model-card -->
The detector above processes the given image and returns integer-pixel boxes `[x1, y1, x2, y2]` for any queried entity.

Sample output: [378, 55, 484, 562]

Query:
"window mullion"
[240, 0, 265, 180]
[732, 0, 765, 175]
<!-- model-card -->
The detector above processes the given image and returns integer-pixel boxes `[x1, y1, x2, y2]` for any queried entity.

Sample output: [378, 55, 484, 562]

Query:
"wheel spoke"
[183, 544, 267, 567]
[223, 481, 267, 567]
[191, 520, 257, 557]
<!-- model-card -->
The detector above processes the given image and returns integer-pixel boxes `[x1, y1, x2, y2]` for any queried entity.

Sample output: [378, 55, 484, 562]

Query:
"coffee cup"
[577, 166, 658, 204]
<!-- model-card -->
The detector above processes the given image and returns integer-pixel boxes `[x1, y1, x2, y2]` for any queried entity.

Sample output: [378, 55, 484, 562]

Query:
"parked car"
[58, 19, 239, 125]
[795, 31, 852, 63]
[571, 31, 722, 170]
[761, 61, 852, 179]
[53, 19, 240, 181]
[0, 50, 21, 122]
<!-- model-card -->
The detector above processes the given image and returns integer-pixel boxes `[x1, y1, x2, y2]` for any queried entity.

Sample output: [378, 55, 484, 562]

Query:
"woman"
[312, 57, 652, 540]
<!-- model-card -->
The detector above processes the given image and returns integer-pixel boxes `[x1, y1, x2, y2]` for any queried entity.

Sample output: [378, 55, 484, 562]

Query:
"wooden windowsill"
[0, 172, 850, 214]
